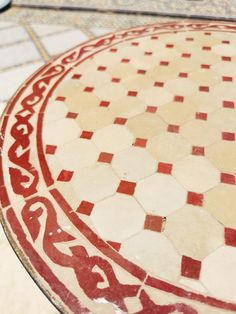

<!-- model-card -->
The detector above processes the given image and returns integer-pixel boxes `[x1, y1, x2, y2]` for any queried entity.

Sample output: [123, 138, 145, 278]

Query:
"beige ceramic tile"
[94, 82, 126, 101]
[43, 118, 80, 145]
[205, 184, 236, 228]
[93, 124, 134, 153]
[56, 138, 100, 170]
[71, 164, 119, 202]
[158, 100, 198, 125]
[126, 112, 167, 139]
[165, 205, 224, 260]
[112, 146, 156, 181]
[173, 155, 220, 193]
[77, 106, 114, 131]
[91, 194, 145, 242]
[206, 141, 236, 173]
[201, 246, 236, 301]
[135, 173, 187, 216]
[147, 132, 191, 162]
[120, 230, 181, 281]
[165, 77, 198, 95]
[208, 108, 236, 132]
[108, 96, 146, 119]
[180, 120, 220, 146]
[138, 86, 173, 107]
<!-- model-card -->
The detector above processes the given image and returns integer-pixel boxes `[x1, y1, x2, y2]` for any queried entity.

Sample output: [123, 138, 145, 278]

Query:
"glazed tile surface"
[1, 22, 236, 314]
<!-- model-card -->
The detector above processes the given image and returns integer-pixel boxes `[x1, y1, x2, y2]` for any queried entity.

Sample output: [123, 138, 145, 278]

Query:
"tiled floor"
[1, 19, 236, 313]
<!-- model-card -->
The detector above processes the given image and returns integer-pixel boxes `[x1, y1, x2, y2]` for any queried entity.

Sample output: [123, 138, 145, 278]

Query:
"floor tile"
[0, 62, 43, 101]
[41, 29, 88, 55]
[0, 41, 41, 70]
[0, 26, 29, 46]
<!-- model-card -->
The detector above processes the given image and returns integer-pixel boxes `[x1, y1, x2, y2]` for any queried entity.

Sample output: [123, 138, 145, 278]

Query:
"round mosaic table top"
[1, 22, 236, 314]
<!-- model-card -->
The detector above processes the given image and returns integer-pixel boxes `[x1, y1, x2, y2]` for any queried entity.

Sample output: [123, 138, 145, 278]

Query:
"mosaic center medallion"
[1, 22, 236, 313]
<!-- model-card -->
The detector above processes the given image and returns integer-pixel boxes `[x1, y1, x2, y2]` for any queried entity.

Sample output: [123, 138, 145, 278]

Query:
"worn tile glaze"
[1, 22, 236, 314]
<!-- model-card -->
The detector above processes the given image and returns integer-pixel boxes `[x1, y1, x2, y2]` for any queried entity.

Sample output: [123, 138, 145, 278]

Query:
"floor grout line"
[22, 22, 50, 62]
[0, 59, 43, 73]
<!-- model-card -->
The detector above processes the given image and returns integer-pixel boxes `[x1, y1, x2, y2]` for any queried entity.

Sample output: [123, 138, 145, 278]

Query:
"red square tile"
[121, 58, 130, 63]
[98, 152, 114, 163]
[187, 191, 203, 206]
[117, 180, 136, 195]
[174, 95, 184, 103]
[154, 81, 164, 87]
[76, 201, 94, 216]
[66, 112, 78, 119]
[204, 32, 211, 35]
[72, 74, 81, 79]
[199, 86, 209, 92]
[146, 106, 157, 113]
[167, 124, 179, 133]
[114, 117, 127, 125]
[182, 53, 191, 58]
[110, 48, 117, 53]
[186, 37, 194, 41]
[100, 100, 110, 107]
[131, 42, 139, 46]
[223, 101, 235, 109]
[202, 46, 211, 51]
[128, 91, 138, 97]
[222, 76, 233, 82]
[57, 170, 74, 182]
[157, 162, 172, 175]
[160, 61, 169, 66]
[221, 173, 236, 185]
[222, 40, 230, 44]
[195, 112, 208, 120]
[45, 145, 57, 155]
[107, 241, 121, 251]
[56, 96, 66, 102]
[181, 256, 201, 279]
[225, 228, 236, 247]
[84, 86, 94, 93]
[111, 77, 120, 83]
[222, 132, 235, 141]
[80, 131, 93, 140]
[201, 64, 210, 69]
[144, 51, 153, 56]
[192, 146, 205, 156]
[166, 44, 174, 48]
[97, 66, 107, 71]
[144, 215, 166, 232]
[151, 35, 159, 40]
[222, 56, 231, 62]
[179, 72, 188, 78]
[134, 138, 147, 148]
[137, 69, 146, 75]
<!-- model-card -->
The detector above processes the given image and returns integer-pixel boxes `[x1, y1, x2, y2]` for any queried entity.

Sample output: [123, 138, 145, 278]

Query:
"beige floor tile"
[0, 41, 41, 70]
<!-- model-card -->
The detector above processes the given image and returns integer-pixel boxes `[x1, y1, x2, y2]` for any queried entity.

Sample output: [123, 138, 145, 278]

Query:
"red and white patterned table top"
[1, 22, 236, 314]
